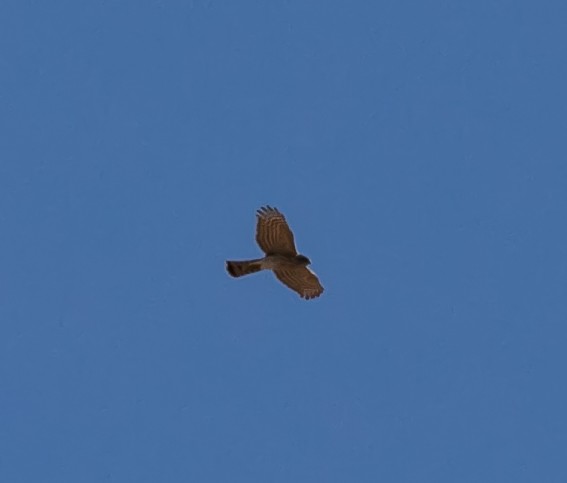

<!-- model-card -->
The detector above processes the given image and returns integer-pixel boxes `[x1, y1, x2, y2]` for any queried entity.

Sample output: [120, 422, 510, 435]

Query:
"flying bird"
[226, 206, 324, 300]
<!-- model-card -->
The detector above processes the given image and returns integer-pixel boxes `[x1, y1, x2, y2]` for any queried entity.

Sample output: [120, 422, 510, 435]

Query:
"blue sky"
[1, 1, 566, 481]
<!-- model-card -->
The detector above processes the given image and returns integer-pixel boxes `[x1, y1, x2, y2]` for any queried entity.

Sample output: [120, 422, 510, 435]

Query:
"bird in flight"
[226, 206, 324, 300]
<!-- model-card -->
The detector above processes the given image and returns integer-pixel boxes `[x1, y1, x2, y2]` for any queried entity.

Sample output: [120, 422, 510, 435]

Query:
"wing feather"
[255, 206, 297, 256]
[274, 266, 324, 300]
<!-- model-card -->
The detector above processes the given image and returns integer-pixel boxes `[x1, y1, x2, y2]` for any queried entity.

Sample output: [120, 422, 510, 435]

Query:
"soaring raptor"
[226, 206, 324, 300]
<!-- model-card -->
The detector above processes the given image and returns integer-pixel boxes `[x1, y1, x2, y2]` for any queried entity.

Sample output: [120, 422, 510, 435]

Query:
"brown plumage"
[226, 259, 263, 277]
[226, 206, 324, 300]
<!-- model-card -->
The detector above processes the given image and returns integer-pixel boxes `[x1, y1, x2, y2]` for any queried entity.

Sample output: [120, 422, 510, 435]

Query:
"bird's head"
[295, 254, 311, 266]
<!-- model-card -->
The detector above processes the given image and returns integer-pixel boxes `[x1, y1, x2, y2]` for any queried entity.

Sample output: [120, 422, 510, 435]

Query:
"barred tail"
[226, 259, 264, 278]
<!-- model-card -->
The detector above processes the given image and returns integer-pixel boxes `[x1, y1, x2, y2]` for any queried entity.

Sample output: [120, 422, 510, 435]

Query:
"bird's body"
[226, 206, 324, 300]
[227, 254, 309, 275]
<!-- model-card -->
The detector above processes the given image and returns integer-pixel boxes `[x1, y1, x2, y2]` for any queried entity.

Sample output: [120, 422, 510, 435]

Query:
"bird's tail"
[226, 259, 264, 278]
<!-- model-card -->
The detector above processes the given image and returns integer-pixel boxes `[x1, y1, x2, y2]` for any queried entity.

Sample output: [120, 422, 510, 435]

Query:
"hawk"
[226, 206, 324, 300]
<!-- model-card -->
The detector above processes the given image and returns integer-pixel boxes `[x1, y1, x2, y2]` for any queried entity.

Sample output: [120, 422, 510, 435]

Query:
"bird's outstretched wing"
[256, 206, 297, 256]
[274, 266, 324, 300]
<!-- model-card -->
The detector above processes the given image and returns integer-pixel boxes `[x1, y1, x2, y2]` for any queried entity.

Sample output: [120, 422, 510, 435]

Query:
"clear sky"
[1, 1, 566, 482]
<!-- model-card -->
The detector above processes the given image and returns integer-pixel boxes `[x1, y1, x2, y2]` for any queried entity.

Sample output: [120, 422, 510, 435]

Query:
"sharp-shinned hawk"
[226, 206, 324, 300]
